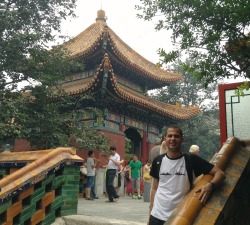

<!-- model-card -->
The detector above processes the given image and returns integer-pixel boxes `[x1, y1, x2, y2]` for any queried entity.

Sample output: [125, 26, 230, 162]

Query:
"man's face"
[133, 155, 138, 161]
[165, 128, 183, 152]
[109, 150, 115, 155]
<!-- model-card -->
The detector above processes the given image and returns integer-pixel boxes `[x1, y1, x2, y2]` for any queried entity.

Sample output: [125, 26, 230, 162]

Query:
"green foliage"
[150, 61, 220, 160]
[70, 126, 110, 153]
[153, 60, 218, 111]
[235, 81, 250, 96]
[136, 0, 250, 87]
[125, 138, 133, 159]
[0, 0, 80, 91]
[69, 108, 110, 152]
[0, 91, 27, 141]
[15, 91, 110, 151]
[178, 111, 220, 160]
[0, 0, 110, 152]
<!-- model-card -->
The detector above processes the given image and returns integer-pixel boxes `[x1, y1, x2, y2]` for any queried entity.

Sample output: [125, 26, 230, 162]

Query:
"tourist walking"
[105, 146, 120, 203]
[129, 154, 143, 199]
[143, 160, 151, 182]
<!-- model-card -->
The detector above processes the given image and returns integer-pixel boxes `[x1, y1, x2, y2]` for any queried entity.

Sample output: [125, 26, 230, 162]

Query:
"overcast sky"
[61, 0, 173, 64]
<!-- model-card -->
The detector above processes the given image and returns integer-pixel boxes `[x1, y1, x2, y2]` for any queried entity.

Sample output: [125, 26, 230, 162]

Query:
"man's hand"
[195, 182, 213, 204]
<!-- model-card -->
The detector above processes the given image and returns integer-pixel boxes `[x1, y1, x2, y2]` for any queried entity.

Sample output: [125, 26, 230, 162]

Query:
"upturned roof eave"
[63, 19, 182, 86]
[107, 27, 182, 84]
[61, 54, 200, 121]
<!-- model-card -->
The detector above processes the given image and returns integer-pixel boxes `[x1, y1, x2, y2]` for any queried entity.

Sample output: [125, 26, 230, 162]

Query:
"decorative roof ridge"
[53, 54, 107, 98]
[106, 27, 182, 83]
[62, 10, 182, 86]
[55, 54, 199, 120]
[105, 60, 200, 120]
[63, 23, 104, 58]
[66, 54, 110, 96]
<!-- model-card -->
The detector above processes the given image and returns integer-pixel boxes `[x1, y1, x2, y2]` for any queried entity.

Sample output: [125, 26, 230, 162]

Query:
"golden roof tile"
[63, 10, 182, 85]
[61, 54, 200, 120]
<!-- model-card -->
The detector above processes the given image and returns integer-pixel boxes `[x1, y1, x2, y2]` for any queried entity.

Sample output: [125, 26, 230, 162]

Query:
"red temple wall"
[100, 130, 126, 160]
[12, 129, 155, 166]
[14, 139, 31, 152]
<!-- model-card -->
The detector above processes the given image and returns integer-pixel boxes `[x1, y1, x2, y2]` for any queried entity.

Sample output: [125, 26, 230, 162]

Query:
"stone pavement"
[53, 195, 150, 225]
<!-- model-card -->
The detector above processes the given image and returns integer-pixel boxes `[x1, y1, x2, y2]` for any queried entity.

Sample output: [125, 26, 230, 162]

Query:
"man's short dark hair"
[164, 125, 183, 138]
[109, 146, 116, 151]
[88, 150, 94, 157]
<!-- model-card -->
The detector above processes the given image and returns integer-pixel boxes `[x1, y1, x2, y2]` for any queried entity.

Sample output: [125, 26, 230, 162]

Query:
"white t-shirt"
[86, 157, 95, 176]
[107, 153, 120, 170]
[151, 155, 190, 221]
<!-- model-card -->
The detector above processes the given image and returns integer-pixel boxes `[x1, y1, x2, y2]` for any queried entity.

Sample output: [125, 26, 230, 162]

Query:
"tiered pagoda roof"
[60, 10, 200, 124]
[64, 10, 182, 88]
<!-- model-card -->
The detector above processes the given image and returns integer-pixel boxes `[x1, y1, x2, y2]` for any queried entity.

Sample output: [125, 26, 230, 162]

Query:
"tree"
[4, 87, 110, 151]
[151, 61, 220, 160]
[125, 138, 133, 159]
[153, 60, 218, 111]
[0, 0, 80, 90]
[136, 0, 250, 87]
[0, 0, 78, 143]
[0, 0, 110, 151]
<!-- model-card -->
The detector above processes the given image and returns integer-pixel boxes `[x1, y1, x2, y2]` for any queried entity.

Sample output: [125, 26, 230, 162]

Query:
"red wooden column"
[141, 131, 148, 164]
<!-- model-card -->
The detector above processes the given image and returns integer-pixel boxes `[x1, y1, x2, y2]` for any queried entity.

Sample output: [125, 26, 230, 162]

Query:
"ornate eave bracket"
[101, 53, 111, 95]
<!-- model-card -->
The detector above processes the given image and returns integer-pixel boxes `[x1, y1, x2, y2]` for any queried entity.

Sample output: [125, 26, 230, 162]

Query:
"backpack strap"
[155, 153, 165, 180]
[183, 153, 193, 190]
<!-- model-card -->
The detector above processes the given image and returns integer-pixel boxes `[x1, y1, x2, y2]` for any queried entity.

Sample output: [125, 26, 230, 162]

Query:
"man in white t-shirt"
[106, 146, 120, 203]
[148, 125, 226, 225]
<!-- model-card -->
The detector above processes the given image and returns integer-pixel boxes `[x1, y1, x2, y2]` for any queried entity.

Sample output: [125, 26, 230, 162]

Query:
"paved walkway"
[53, 195, 150, 225]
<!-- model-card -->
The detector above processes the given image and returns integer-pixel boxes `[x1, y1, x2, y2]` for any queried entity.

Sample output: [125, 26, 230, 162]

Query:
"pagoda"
[59, 10, 200, 162]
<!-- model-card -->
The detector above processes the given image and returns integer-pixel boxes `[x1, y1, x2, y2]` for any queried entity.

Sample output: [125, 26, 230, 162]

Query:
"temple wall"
[99, 128, 126, 160]
[14, 139, 31, 151]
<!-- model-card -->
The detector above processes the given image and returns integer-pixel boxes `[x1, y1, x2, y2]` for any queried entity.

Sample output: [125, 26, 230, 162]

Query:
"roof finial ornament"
[96, 9, 107, 23]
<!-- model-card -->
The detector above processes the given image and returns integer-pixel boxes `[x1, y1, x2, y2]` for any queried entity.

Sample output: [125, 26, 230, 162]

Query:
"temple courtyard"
[53, 195, 149, 225]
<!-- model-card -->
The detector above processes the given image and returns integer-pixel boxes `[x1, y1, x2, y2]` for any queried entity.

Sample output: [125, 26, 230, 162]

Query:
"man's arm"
[147, 178, 159, 225]
[109, 158, 120, 167]
[195, 166, 226, 204]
